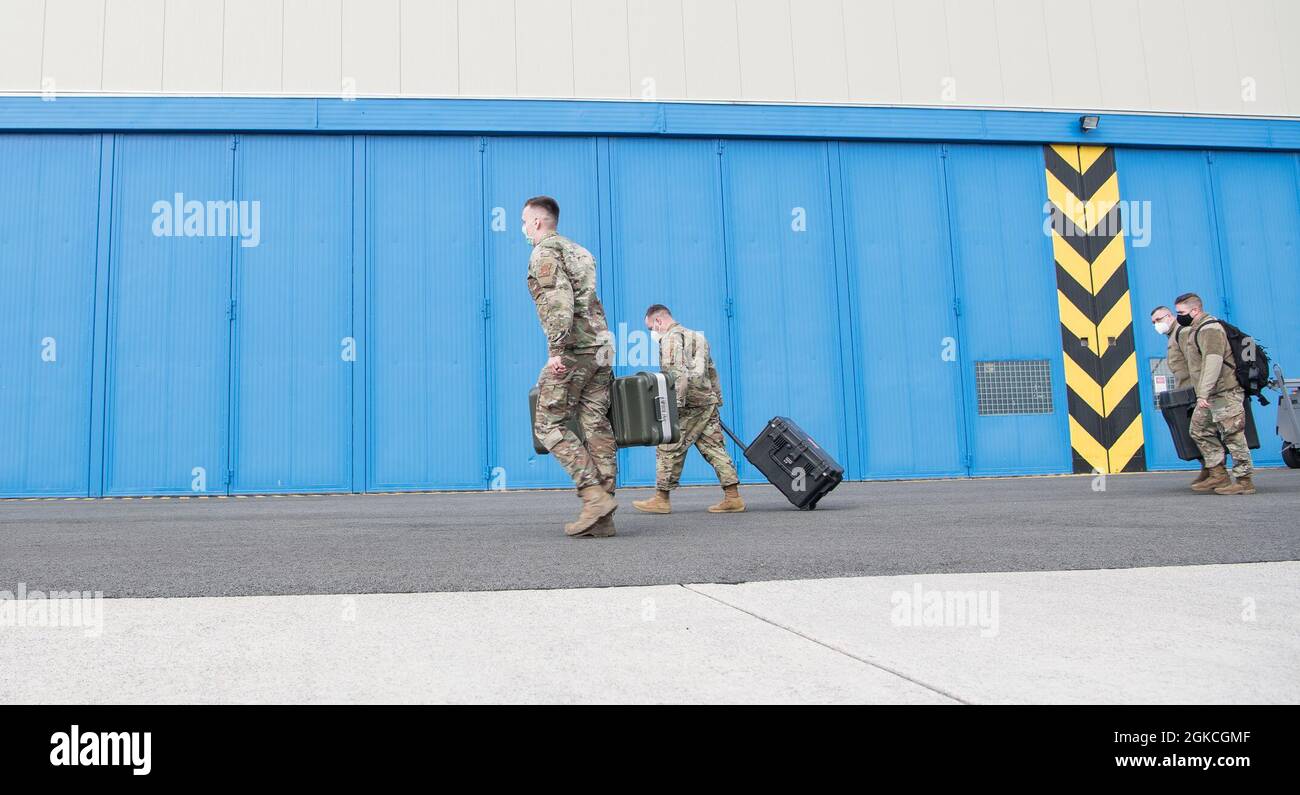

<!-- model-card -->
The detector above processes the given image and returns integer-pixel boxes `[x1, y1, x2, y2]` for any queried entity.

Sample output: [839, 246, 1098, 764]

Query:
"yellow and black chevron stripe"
[1044, 144, 1145, 474]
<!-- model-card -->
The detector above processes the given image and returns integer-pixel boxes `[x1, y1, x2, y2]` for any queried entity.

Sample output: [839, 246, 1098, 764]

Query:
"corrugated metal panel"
[0, 134, 100, 496]
[842, 0, 902, 104]
[230, 135, 354, 493]
[736, 0, 795, 102]
[1208, 151, 1300, 466]
[366, 135, 486, 490]
[946, 144, 1071, 475]
[607, 137, 730, 486]
[103, 135, 233, 495]
[1115, 148, 1225, 471]
[483, 136, 602, 489]
[721, 139, 850, 480]
[838, 142, 966, 478]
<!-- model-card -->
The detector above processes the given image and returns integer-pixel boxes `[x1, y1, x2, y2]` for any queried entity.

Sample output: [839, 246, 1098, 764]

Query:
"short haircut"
[645, 303, 672, 319]
[1150, 305, 1171, 317]
[523, 195, 560, 224]
[1174, 292, 1202, 309]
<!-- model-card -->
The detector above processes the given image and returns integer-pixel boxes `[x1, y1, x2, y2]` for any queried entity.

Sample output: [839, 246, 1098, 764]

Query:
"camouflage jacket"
[526, 233, 611, 356]
[1180, 313, 1240, 399]
[659, 323, 723, 408]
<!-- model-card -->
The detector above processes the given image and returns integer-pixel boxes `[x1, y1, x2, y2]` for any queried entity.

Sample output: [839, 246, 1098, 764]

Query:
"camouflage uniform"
[1182, 314, 1252, 478]
[654, 323, 739, 491]
[1166, 326, 1191, 389]
[527, 232, 617, 490]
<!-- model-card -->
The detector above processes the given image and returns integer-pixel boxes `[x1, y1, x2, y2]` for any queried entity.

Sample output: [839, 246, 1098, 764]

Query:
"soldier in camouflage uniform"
[632, 305, 744, 514]
[1174, 293, 1256, 495]
[523, 196, 619, 536]
[1152, 304, 1221, 486]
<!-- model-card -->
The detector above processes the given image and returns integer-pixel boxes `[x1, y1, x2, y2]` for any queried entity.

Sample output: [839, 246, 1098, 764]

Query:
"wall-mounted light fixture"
[1080, 115, 1100, 132]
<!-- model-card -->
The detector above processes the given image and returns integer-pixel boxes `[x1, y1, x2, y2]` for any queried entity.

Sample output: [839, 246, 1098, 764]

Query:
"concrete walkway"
[3, 562, 1295, 704]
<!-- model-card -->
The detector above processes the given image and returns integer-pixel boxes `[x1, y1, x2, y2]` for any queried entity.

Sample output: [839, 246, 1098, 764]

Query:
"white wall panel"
[401, 0, 459, 95]
[0, 0, 1296, 116]
[683, 0, 741, 100]
[1184, 0, 1243, 114]
[42, 0, 106, 92]
[284, 0, 342, 95]
[944, 0, 1002, 106]
[572, 0, 630, 98]
[0, 0, 46, 92]
[1089, 0, 1150, 111]
[1136, 0, 1198, 113]
[103, 0, 164, 92]
[894, 0, 950, 105]
[627, 0, 686, 100]
[843, 0, 902, 104]
[1277, 0, 1300, 116]
[993, 0, 1054, 109]
[1230, 0, 1289, 116]
[790, 0, 848, 102]
[162, 0, 223, 93]
[736, 0, 794, 101]
[343, 0, 400, 95]
[223, 0, 283, 93]
[458, 0, 516, 96]
[516, 0, 575, 97]
[1042, 0, 1102, 109]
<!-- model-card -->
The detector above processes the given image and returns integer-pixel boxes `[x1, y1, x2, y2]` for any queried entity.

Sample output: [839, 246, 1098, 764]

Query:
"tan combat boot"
[1190, 465, 1229, 493]
[602, 477, 616, 496]
[1189, 466, 1212, 487]
[572, 512, 616, 538]
[564, 485, 617, 536]
[632, 489, 672, 514]
[707, 484, 746, 513]
[1214, 476, 1256, 495]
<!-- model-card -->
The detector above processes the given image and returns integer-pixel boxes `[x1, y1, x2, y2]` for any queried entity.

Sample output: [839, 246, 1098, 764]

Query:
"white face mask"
[1154, 320, 1172, 335]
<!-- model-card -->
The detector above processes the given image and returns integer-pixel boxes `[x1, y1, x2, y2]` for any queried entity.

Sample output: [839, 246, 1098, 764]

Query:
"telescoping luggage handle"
[719, 420, 747, 453]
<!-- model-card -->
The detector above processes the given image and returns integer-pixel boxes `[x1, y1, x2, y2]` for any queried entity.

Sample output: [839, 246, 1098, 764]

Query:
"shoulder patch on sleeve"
[533, 250, 560, 287]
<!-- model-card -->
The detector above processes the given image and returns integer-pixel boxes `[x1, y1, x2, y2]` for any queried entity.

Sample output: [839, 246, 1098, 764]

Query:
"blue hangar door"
[102, 135, 235, 496]
[0, 135, 101, 497]
[1119, 148, 1300, 469]
[483, 136, 603, 490]
[229, 136, 354, 493]
[367, 136, 487, 491]
[606, 138, 734, 488]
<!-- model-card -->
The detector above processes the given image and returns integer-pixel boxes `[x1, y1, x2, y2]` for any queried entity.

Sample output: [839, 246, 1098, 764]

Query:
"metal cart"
[1273, 365, 1300, 469]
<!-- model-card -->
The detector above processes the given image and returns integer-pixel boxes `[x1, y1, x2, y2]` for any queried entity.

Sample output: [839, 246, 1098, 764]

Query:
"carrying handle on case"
[719, 420, 747, 453]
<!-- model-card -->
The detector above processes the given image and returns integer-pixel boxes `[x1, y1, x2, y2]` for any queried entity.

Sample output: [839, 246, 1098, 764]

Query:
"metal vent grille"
[975, 360, 1054, 416]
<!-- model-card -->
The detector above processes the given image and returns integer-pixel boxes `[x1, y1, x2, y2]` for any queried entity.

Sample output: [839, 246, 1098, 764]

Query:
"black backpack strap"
[1193, 319, 1222, 355]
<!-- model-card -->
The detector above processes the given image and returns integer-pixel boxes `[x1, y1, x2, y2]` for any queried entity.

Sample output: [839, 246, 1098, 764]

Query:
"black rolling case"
[721, 416, 843, 510]
[1156, 387, 1259, 462]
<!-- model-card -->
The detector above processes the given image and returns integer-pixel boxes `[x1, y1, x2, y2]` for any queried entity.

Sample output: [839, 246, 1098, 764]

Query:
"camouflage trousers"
[1190, 386, 1253, 477]
[655, 403, 739, 491]
[533, 349, 616, 490]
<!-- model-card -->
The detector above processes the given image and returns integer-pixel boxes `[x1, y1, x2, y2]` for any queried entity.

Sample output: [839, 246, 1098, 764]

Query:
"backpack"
[1195, 319, 1271, 405]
